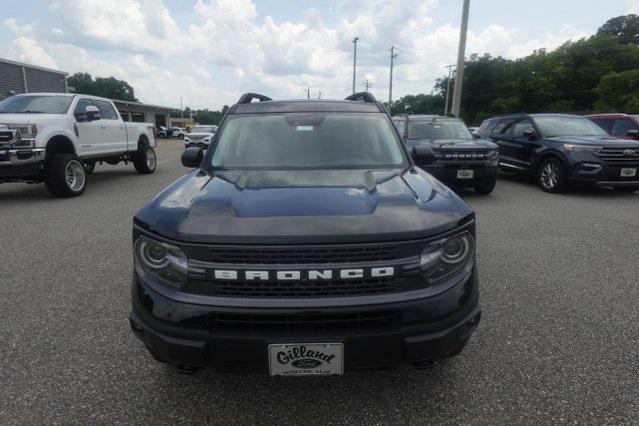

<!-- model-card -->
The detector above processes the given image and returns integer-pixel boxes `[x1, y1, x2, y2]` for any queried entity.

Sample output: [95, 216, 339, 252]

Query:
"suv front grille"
[210, 310, 401, 334]
[207, 245, 400, 264]
[597, 146, 639, 164]
[188, 275, 422, 298]
[436, 150, 489, 161]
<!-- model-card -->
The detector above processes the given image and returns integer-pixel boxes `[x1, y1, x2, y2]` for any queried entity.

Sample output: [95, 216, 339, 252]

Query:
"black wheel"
[614, 186, 638, 193]
[133, 143, 157, 174]
[474, 178, 497, 195]
[44, 154, 88, 198]
[537, 158, 566, 193]
[84, 162, 96, 174]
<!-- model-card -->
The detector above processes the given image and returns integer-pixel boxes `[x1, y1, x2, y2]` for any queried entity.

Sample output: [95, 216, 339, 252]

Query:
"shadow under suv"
[478, 113, 639, 193]
[129, 92, 481, 376]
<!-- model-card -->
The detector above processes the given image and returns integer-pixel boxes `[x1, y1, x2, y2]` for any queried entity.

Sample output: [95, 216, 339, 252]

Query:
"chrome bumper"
[0, 148, 46, 165]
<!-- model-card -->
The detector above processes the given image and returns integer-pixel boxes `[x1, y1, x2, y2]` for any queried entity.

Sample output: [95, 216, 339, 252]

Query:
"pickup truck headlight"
[8, 124, 37, 147]
[486, 149, 499, 160]
[134, 236, 188, 288]
[563, 144, 602, 154]
[419, 231, 474, 283]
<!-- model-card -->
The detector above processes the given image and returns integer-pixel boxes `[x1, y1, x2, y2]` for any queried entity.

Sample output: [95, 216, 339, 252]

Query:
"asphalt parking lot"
[1, 139, 637, 424]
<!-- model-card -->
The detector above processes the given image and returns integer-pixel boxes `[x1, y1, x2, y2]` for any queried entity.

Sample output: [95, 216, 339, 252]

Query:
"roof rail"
[345, 92, 378, 103]
[237, 93, 272, 104]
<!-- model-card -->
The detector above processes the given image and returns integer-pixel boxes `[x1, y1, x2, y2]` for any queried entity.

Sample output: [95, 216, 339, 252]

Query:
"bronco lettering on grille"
[212, 267, 395, 281]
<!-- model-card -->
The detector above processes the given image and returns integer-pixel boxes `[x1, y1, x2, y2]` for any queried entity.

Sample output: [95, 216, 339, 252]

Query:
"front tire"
[44, 154, 88, 198]
[132, 143, 157, 174]
[537, 158, 566, 193]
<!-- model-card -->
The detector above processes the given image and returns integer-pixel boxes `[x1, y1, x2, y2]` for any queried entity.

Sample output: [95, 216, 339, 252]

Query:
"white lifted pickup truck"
[0, 93, 157, 198]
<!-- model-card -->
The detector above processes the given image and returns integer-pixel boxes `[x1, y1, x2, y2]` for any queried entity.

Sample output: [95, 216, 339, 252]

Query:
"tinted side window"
[512, 119, 535, 137]
[611, 118, 637, 136]
[589, 118, 612, 133]
[477, 119, 496, 137]
[74, 99, 94, 115]
[495, 118, 516, 135]
[94, 100, 119, 120]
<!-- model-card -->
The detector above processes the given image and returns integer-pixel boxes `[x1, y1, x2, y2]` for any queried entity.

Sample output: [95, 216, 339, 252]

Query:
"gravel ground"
[1, 139, 637, 424]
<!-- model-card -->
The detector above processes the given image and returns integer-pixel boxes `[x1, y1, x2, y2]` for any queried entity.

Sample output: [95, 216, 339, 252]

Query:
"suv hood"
[135, 168, 473, 244]
[406, 138, 497, 150]
[187, 132, 214, 137]
[0, 113, 63, 123]
[547, 135, 635, 147]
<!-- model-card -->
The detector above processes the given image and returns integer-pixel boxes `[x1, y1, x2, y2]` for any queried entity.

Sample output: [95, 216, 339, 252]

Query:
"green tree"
[597, 14, 639, 44]
[594, 69, 639, 112]
[67, 73, 137, 101]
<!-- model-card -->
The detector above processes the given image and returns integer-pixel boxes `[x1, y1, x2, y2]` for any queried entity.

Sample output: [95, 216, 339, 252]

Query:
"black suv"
[478, 113, 639, 193]
[129, 93, 481, 376]
[393, 115, 499, 194]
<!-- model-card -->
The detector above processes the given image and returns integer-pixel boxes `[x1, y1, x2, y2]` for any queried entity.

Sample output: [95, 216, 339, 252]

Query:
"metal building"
[0, 58, 68, 99]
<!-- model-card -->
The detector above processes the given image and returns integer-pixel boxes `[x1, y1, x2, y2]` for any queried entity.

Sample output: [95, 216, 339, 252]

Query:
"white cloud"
[1, 0, 594, 108]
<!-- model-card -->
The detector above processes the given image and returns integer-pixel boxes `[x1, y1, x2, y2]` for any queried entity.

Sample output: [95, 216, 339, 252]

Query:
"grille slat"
[207, 245, 399, 264]
[210, 310, 400, 334]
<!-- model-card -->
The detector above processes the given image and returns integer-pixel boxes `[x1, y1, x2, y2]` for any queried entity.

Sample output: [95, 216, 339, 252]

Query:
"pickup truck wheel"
[44, 154, 88, 198]
[133, 144, 157, 174]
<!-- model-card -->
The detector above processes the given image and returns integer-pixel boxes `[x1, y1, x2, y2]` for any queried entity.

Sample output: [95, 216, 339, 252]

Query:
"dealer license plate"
[621, 168, 637, 177]
[268, 343, 343, 376]
[457, 169, 474, 179]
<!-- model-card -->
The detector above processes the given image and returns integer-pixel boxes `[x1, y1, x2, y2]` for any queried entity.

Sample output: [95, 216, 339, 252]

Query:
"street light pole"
[444, 65, 454, 115]
[388, 46, 398, 105]
[451, 0, 470, 117]
[352, 37, 359, 94]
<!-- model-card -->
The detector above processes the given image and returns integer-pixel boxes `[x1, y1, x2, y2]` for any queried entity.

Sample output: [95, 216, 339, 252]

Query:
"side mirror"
[411, 144, 436, 165]
[471, 132, 480, 139]
[522, 129, 537, 140]
[626, 129, 639, 139]
[75, 105, 101, 122]
[181, 147, 204, 168]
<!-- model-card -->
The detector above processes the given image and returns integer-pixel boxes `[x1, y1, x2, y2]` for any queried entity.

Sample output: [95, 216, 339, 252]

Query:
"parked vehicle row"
[477, 114, 639, 193]
[0, 93, 157, 197]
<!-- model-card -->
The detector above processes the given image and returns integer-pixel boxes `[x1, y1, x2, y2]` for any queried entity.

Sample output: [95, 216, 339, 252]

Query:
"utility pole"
[388, 46, 398, 105]
[444, 65, 454, 115]
[307, 86, 310, 99]
[362, 79, 372, 92]
[318, 90, 322, 99]
[180, 97, 183, 118]
[451, 0, 470, 117]
[352, 37, 359, 94]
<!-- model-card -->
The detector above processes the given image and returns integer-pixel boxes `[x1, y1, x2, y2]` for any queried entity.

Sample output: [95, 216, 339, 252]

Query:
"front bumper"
[184, 142, 210, 149]
[567, 162, 639, 187]
[0, 148, 45, 181]
[129, 269, 481, 373]
[421, 161, 499, 187]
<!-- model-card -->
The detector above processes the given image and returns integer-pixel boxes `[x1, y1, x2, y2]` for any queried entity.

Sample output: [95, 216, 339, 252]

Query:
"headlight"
[563, 144, 602, 154]
[134, 236, 188, 288]
[184, 136, 190, 142]
[486, 149, 499, 160]
[203, 137, 211, 143]
[419, 231, 474, 283]
[8, 124, 37, 147]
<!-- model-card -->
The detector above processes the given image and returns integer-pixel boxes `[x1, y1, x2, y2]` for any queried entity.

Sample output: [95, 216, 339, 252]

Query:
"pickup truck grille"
[597, 146, 639, 164]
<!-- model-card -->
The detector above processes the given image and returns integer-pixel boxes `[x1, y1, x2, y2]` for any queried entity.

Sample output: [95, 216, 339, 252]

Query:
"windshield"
[210, 113, 406, 169]
[534, 116, 608, 138]
[408, 120, 472, 140]
[0, 95, 74, 114]
[191, 126, 216, 133]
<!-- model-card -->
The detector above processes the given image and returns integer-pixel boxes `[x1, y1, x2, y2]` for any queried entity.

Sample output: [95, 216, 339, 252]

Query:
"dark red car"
[586, 113, 639, 140]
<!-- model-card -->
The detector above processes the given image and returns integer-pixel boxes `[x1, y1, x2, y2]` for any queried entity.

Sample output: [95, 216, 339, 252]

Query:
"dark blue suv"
[478, 114, 639, 193]
[129, 93, 481, 376]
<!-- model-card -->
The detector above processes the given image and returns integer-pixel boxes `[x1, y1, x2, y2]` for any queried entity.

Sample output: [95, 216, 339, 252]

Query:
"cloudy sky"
[1, 0, 638, 110]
